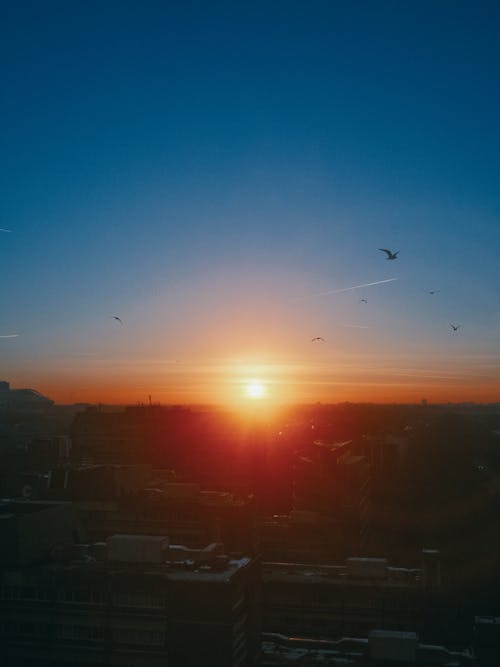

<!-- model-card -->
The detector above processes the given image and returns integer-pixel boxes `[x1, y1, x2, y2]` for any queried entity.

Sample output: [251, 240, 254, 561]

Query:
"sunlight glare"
[245, 380, 267, 399]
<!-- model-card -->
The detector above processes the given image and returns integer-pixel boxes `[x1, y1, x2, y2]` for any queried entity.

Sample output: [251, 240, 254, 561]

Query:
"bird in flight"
[111, 316, 123, 325]
[0, 228, 12, 233]
[379, 248, 399, 260]
[359, 298, 368, 303]
[428, 290, 440, 295]
[449, 323, 461, 332]
[311, 337, 325, 342]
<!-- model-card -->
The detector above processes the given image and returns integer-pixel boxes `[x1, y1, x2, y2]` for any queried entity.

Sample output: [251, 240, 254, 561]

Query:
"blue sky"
[1, 1, 499, 403]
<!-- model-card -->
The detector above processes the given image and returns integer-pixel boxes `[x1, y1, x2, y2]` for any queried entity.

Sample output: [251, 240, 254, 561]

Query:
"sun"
[245, 380, 267, 399]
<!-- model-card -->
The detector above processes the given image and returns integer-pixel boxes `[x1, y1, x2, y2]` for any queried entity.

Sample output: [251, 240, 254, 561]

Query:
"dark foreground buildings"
[0, 522, 261, 666]
[1, 498, 496, 666]
[3, 399, 500, 665]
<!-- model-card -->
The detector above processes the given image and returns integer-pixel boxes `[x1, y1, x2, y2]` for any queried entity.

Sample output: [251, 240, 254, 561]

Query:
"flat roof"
[263, 562, 421, 588]
[10, 549, 253, 584]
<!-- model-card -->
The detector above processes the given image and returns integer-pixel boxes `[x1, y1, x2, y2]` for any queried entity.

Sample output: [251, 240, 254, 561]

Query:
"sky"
[1, 0, 499, 405]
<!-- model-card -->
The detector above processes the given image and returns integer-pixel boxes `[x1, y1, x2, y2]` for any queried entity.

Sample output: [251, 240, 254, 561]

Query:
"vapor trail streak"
[316, 277, 398, 295]
[0, 229, 12, 233]
[0, 334, 19, 338]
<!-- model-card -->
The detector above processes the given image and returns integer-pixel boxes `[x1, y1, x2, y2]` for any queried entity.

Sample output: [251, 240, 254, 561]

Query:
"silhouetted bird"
[111, 316, 123, 325]
[360, 298, 368, 303]
[449, 323, 461, 332]
[379, 248, 399, 260]
[311, 337, 325, 342]
[428, 290, 440, 295]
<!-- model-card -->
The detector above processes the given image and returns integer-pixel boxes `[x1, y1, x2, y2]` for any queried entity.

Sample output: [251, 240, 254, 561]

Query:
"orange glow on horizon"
[22, 368, 500, 407]
[10, 346, 500, 407]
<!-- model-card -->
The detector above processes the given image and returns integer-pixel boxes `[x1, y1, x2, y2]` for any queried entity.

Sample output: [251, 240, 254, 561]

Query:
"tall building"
[259, 510, 342, 563]
[474, 616, 500, 667]
[293, 440, 370, 556]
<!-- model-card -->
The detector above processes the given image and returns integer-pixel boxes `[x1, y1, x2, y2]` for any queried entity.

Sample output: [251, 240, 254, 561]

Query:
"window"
[57, 589, 105, 605]
[56, 624, 105, 642]
[113, 627, 165, 646]
[112, 591, 163, 609]
[1, 621, 46, 638]
[1, 585, 19, 600]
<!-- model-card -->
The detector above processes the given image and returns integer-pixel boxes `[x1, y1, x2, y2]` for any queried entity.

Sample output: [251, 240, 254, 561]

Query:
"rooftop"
[9, 535, 253, 584]
[261, 632, 476, 666]
[263, 558, 422, 588]
[313, 440, 353, 453]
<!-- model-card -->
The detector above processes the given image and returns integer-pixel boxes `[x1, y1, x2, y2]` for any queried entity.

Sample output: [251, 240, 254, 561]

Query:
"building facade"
[262, 552, 444, 643]
[0, 535, 261, 667]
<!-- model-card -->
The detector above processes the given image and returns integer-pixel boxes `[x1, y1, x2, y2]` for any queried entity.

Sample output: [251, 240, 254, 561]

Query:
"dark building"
[0, 534, 261, 667]
[474, 616, 500, 667]
[69, 405, 288, 506]
[259, 510, 342, 563]
[261, 631, 476, 666]
[70, 405, 149, 464]
[262, 551, 444, 644]
[0, 381, 54, 412]
[25, 435, 72, 470]
[45, 463, 153, 501]
[0, 500, 84, 568]
[293, 440, 370, 557]
[44, 468, 258, 554]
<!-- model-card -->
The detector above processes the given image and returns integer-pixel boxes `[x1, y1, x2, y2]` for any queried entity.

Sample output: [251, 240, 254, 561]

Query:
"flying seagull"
[359, 298, 368, 303]
[428, 290, 440, 295]
[111, 316, 123, 325]
[379, 248, 399, 260]
[449, 323, 461, 332]
[311, 337, 325, 342]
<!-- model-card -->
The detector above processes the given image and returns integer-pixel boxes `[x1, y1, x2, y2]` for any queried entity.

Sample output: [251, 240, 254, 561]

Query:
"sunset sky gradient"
[1, 1, 500, 405]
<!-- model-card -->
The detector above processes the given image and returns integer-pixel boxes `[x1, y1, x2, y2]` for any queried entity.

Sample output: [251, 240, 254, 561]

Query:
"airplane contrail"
[0, 334, 19, 338]
[318, 277, 398, 295]
[292, 277, 398, 302]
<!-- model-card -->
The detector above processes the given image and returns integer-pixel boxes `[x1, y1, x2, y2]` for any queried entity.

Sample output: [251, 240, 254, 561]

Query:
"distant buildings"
[0, 381, 54, 412]
[44, 467, 258, 554]
[69, 405, 291, 503]
[46, 462, 153, 501]
[71, 405, 148, 464]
